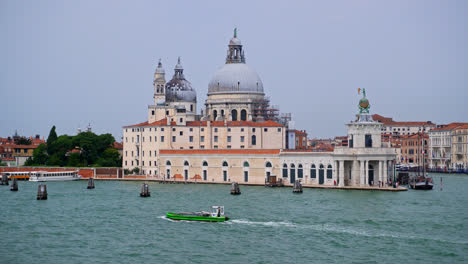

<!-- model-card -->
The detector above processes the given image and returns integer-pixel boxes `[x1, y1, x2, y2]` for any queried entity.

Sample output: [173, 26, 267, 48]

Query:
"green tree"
[47, 126, 58, 155]
[25, 143, 48, 165]
[96, 148, 121, 167]
[66, 152, 83, 167]
[15, 136, 32, 145]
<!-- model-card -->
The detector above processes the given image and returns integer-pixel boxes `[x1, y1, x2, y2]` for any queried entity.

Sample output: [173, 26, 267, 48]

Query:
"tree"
[95, 148, 121, 167]
[15, 136, 32, 145]
[47, 126, 58, 155]
[132, 167, 140, 174]
[25, 143, 48, 165]
[66, 152, 83, 167]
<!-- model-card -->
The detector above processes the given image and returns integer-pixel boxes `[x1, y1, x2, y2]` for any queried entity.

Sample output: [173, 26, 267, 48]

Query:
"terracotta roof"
[10, 145, 39, 149]
[372, 114, 435, 126]
[113, 142, 123, 149]
[429, 123, 468, 132]
[294, 130, 307, 135]
[125, 119, 283, 128]
[160, 149, 281, 155]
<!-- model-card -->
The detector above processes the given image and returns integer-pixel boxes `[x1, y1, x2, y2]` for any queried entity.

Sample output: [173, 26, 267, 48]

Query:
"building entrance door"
[368, 164, 374, 185]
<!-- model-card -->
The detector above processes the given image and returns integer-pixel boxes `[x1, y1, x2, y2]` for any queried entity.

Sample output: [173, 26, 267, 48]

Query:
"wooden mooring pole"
[37, 184, 47, 200]
[140, 183, 150, 197]
[230, 182, 241, 195]
[293, 180, 303, 193]
[10, 177, 18, 191]
[1, 174, 9, 186]
[87, 178, 95, 189]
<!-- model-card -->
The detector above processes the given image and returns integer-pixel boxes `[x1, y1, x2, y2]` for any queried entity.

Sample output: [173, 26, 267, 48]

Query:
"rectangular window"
[189, 136, 193, 142]
[241, 136, 245, 142]
[228, 128, 231, 132]
[223, 170, 227, 181]
[142, 151, 144, 157]
[154, 151, 157, 156]
[214, 128, 218, 132]
[179, 131, 183, 136]
[190, 128, 193, 132]
[365, 134, 372, 148]
[131, 151, 134, 157]
[227, 145, 231, 149]
[252, 128, 256, 132]
[125, 161, 127, 166]
[311, 168, 316, 178]
[142, 161, 145, 166]
[264, 128, 268, 132]
[172, 128, 176, 132]
[201, 145, 205, 149]
[155, 136, 157, 142]
[201, 136, 205, 142]
[240, 145, 245, 149]
[131, 161, 134, 166]
[214, 145, 218, 149]
[227, 136, 231, 142]
[214, 136, 218, 142]
[125, 151, 127, 157]
[161, 128, 164, 132]
[203, 170, 207, 180]
[201, 128, 204, 132]
[189, 146, 193, 149]
[277, 128, 281, 132]
[244, 171, 248, 182]
[149, 136, 152, 142]
[172, 136, 176, 142]
[241, 128, 244, 132]
[152, 110, 154, 115]
[125, 137, 128, 142]
[149, 151, 151, 157]
[179, 118, 183, 123]
[161, 136, 164, 142]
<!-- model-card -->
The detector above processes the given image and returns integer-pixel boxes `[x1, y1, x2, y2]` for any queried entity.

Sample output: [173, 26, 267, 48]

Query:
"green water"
[1, 173, 467, 264]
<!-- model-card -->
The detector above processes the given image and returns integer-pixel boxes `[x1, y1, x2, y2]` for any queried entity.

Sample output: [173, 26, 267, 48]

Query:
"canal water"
[1, 173, 467, 264]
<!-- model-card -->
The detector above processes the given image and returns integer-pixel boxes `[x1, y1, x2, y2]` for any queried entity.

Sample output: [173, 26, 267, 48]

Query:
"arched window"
[311, 164, 316, 178]
[222, 161, 228, 167]
[319, 164, 324, 179]
[298, 164, 303, 178]
[327, 164, 333, 179]
[202, 161, 208, 167]
[184, 161, 189, 166]
[243, 161, 249, 167]
[213, 110, 218, 121]
[266, 162, 272, 168]
[221, 110, 225, 119]
[231, 109, 238, 121]
[241, 109, 247, 121]
[252, 135, 256, 145]
[290, 163, 296, 179]
[166, 160, 171, 166]
[282, 164, 288, 178]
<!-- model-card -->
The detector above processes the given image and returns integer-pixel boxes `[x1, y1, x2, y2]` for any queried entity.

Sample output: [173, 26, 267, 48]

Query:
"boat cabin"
[211, 206, 225, 217]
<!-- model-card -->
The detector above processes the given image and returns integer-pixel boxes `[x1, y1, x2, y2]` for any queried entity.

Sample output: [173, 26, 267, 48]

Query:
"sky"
[1, 0, 467, 141]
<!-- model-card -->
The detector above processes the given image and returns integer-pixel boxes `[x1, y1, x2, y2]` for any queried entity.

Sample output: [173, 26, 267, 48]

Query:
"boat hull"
[166, 213, 229, 222]
[29, 176, 81, 182]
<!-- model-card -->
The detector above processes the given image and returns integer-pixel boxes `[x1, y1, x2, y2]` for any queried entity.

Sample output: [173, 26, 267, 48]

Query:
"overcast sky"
[1, 0, 467, 141]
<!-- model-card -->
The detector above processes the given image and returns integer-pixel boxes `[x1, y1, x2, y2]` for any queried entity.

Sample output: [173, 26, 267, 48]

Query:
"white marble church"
[122, 30, 397, 187]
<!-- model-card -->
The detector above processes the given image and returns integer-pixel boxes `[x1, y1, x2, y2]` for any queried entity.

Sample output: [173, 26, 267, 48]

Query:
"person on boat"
[217, 208, 221, 217]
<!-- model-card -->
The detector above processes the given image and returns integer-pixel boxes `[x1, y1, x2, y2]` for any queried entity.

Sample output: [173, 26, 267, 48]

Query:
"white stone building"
[123, 30, 397, 187]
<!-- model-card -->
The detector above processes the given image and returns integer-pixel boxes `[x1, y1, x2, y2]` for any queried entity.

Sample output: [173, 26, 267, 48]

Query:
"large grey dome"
[208, 63, 264, 94]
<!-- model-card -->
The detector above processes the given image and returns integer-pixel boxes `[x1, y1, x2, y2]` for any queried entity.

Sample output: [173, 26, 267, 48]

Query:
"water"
[1, 173, 467, 264]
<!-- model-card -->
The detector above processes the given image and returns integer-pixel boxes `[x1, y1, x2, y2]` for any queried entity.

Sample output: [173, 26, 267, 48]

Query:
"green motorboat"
[166, 206, 229, 222]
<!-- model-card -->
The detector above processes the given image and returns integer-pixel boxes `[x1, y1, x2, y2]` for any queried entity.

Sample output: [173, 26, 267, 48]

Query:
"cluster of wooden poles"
[1, 176, 305, 200]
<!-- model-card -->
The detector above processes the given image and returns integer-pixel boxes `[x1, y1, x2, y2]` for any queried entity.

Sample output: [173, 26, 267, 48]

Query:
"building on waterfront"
[123, 31, 397, 187]
[428, 123, 468, 170]
[452, 124, 468, 170]
[400, 133, 428, 167]
[372, 114, 436, 136]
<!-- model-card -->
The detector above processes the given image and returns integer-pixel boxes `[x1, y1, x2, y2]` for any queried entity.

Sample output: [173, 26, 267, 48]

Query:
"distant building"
[452, 124, 468, 170]
[400, 133, 428, 167]
[372, 114, 436, 136]
[428, 123, 468, 169]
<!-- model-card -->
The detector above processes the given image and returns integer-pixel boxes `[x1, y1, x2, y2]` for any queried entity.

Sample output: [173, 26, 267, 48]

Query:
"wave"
[228, 219, 468, 245]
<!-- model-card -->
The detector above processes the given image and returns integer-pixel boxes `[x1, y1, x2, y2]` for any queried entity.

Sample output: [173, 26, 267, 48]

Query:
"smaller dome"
[229, 37, 242, 46]
[174, 57, 183, 70]
[155, 59, 165, 74]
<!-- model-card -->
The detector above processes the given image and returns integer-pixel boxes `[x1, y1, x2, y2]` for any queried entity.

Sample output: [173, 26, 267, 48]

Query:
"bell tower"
[153, 59, 166, 105]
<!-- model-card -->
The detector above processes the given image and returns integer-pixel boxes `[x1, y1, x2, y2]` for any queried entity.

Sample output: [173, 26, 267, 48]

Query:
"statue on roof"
[358, 88, 370, 114]
[234, 27, 237, 38]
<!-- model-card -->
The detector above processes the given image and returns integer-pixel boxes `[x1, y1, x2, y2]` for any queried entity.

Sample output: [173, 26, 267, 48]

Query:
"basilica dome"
[165, 58, 197, 103]
[208, 63, 264, 94]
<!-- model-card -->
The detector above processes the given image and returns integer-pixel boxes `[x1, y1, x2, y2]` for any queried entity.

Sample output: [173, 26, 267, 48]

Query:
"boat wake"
[227, 219, 468, 245]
